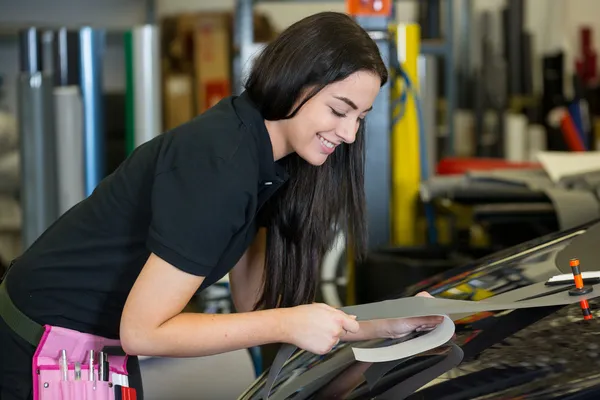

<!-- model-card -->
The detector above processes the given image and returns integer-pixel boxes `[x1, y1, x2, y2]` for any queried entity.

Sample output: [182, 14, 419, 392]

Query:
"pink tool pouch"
[32, 324, 129, 400]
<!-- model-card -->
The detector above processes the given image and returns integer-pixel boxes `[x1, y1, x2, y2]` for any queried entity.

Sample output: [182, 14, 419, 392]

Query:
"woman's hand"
[281, 303, 360, 355]
[381, 291, 444, 339]
[341, 291, 444, 342]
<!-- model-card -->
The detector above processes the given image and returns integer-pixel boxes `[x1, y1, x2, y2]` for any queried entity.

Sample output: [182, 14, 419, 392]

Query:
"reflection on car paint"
[412, 300, 600, 399]
[238, 223, 600, 400]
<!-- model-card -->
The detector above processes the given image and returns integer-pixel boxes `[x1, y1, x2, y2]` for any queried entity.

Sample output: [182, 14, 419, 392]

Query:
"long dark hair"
[245, 12, 388, 310]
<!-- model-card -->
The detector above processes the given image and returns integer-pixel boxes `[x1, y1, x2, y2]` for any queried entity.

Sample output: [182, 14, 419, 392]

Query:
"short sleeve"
[146, 156, 251, 277]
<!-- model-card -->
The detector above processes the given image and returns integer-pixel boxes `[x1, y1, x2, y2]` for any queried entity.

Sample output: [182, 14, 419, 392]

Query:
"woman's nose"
[336, 119, 360, 144]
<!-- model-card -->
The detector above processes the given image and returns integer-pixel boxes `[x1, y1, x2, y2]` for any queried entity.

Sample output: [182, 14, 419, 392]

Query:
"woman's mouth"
[318, 134, 336, 151]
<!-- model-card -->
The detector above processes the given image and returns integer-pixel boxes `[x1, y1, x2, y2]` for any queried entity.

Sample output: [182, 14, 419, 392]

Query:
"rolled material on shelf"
[417, 54, 438, 180]
[18, 52, 59, 247]
[125, 30, 134, 155]
[41, 30, 55, 74]
[133, 25, 162, 148]
[453, 110, 474, 157]
[79, 27, 106, 196]
[19, 28, 42, 74]
[504, 112, 528, 162]
[54, 28, 81, 86]
[125, 25, 162, 156]
[54, 86, 85, 215]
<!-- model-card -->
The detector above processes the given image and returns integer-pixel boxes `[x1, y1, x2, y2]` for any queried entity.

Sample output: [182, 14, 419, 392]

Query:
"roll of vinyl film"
[504, 112, 528, 162]
[54, 86, 85, 215]
[19, 27, 42, 74]
[418, 54, 438, 179]
[125, 25, 162, 156]
[134, 25, 162, 148]
[124, 30, 135, 156]
[454, 110, 474, 157]
[41, 30, 55, 74]
[18, 28, 60, 248]
[54, 28, 81, 87]
[18, 73, 59, 247]
[79, 27, 106, 196]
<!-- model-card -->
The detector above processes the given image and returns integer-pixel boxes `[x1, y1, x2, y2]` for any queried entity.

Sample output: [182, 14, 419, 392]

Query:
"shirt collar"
[235, 91, 289, 184]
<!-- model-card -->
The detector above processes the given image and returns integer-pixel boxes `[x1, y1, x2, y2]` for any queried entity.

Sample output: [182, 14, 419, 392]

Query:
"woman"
[0, 11, 442, 399]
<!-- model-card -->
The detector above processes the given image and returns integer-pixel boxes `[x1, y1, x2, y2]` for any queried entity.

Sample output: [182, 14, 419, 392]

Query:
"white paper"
[548, 271, 600, 282]
[537, 151, 600, 183]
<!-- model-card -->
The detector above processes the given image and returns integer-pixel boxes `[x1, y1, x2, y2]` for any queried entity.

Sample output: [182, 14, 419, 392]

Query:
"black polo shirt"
[5, 91, 288, 339]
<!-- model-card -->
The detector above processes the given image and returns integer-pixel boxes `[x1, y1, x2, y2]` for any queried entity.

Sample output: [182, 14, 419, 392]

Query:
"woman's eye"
[330, 108, 346, 118]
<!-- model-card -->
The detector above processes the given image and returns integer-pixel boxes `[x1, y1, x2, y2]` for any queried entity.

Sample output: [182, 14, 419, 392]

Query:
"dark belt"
[0, 268, 126, 356]
[0, 278, 45, 347]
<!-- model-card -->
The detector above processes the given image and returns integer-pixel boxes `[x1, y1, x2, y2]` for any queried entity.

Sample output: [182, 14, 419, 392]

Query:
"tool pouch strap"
[0, 264, 45, 347]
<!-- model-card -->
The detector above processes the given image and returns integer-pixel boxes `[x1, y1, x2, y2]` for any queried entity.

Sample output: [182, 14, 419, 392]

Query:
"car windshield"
[238, 223, 596, 400]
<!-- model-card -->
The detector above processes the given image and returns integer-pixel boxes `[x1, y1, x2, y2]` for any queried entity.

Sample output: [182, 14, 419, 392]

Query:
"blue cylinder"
[79, 27, 105, 196]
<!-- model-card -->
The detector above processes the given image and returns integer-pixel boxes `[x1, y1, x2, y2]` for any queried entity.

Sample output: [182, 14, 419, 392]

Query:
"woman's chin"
[297, 150, 329, 166]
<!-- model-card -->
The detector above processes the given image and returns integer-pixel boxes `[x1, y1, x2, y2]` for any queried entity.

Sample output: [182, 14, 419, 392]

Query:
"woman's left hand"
[380, 291, 444, 339]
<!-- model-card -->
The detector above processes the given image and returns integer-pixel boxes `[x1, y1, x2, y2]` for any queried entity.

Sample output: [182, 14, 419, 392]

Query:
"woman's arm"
[226, 231, 443, 343]
[120, 252, 289, 357]
[228, 227, 267, 313]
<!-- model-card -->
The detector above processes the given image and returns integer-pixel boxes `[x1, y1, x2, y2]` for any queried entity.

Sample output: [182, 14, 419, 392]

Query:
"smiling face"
[268, 70, 381, 165]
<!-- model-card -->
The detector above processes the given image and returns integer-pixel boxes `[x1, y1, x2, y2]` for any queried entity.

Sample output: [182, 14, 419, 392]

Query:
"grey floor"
[139, 349, 256, 399]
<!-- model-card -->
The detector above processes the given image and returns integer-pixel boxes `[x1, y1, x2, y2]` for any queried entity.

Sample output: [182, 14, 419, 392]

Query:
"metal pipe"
[444, 0, 455, 157]
[236, 0, 254, 93]
[356, 14, 393, 249]
[19, 28, 41, 74]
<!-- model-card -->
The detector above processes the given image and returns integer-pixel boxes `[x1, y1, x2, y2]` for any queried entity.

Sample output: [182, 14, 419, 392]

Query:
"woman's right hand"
[281, 303, 360, 355]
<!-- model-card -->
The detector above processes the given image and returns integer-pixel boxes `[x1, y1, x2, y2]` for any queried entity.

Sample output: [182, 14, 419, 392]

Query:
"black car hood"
[239, 221, 600, 400]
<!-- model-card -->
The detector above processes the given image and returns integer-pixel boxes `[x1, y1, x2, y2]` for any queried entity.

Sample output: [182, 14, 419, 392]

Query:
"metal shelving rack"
[420, 0, 456, 157]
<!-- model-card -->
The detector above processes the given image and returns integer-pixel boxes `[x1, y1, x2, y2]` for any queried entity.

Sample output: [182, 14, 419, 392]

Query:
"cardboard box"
[160, 11, 279, 127]
[164, 74, 194, 130]
[193, 13, 231, 113]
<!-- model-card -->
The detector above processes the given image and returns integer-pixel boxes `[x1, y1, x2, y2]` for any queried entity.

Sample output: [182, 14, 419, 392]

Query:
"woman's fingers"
[416, 324, 438, 332]
[409, 315, 444, 326]
[415, 291, 434, 298]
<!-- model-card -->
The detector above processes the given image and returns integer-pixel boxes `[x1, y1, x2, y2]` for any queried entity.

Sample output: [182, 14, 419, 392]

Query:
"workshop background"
[2, 0, 600, 399]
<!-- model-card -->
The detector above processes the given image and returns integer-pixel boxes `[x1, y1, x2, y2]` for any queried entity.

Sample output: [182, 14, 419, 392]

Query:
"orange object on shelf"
[346, 0, 392, 16]
[436, 157, 542, 175]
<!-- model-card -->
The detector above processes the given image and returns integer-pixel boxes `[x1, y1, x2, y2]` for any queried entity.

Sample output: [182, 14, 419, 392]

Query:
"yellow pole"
[391, 23, 420, 246]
